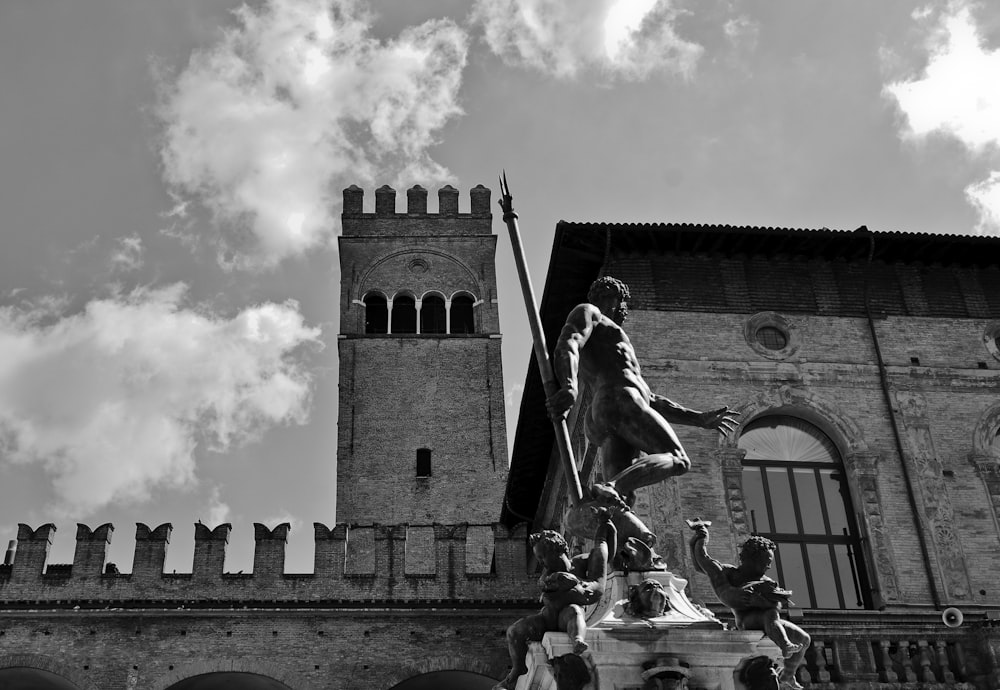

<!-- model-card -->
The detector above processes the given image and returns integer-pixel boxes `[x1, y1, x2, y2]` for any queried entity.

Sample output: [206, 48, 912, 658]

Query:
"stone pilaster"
[717, 447, 750, 539]
[970, 454, 1000, 542]
[843, 450, 899, 607]
[893, 390, 972, 600]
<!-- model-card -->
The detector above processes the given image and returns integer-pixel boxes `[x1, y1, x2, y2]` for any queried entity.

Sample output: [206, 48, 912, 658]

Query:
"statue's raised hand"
[696, 406, 740, 435]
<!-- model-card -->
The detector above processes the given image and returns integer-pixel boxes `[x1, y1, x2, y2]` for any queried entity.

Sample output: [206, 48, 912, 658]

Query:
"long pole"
[498, 172, 584, 507]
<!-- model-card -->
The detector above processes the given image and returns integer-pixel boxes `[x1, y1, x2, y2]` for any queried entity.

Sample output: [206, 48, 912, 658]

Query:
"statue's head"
[587, 276, 630, 325]
[739, 535, 776, 574]
[626, 578, 668, 618]
[739, 655, 780, 690]
[529, 530, 568, 561]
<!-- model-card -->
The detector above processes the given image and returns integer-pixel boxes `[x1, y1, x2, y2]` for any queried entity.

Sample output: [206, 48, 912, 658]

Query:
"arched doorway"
[165, 673, 294, 690]
[389, 670, 497, 690]
[0, 668, 82, 690]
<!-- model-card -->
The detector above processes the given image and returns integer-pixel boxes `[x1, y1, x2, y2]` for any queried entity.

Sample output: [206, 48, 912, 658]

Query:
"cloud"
[471, 0, 702, 81]
[157, 0, 468, 269]
[205, 487, 232, 526]
[967, 172, 1000, 233]
[110, 235, 145, 273]
[0, 285, 321, 516]
[884, 4, 1000, 233]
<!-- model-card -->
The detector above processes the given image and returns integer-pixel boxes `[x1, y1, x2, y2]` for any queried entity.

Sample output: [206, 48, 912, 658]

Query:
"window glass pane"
[806, 544, 841, 609]
[765, 468, 797, 533]
[774, 542, 811, 609]
[793, 469, 825, 534]
[833, 544, 864, 609]
[819, 469, 850, 534]
[742, 467, 771, 533]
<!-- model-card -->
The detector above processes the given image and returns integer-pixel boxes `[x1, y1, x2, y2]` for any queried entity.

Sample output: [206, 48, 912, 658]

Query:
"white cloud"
[110, 235, 145, 273]
[884, 4, 1000, 233]
[967, 171, 1000, 233]
[471, 0, 702, 81]
[0, 285, 321, 516]
[157, 0, 468, 269]
[885, 6, 1000, 150]
[205, 487, 232, 526]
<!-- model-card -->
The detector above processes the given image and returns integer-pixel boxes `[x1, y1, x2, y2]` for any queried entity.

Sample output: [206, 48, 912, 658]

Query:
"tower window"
[363, 293, 388, 334]
[450, 295, 475, 334]
[421, 295, 446, 334]
[392, 294, 417, 334]
[739, 415, 869, 609]
[416, 448, 432, 477]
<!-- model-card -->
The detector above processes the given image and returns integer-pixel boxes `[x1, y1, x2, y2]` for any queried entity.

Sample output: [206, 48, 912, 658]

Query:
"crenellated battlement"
[340, 184, 493, 237]
[0, 521, 536, 605]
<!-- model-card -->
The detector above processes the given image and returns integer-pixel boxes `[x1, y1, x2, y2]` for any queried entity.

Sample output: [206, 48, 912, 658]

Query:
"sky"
[1, 0, 999, 575]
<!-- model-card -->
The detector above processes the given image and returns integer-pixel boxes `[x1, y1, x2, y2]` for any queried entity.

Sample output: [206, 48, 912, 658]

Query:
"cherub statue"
[493, 512, 616, 690]
[687, 519, 810, 690]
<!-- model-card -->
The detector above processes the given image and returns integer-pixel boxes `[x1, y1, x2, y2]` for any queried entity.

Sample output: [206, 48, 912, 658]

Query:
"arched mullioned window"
[391, 293, 417, 334]
[450, 294, 475, 334]
[363, 292, 388, 334]
[738, 415, 869, 609]
[420, 294, 447, 334]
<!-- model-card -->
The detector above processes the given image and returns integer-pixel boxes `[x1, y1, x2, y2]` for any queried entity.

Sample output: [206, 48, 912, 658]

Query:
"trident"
[498, 172, 584, 507]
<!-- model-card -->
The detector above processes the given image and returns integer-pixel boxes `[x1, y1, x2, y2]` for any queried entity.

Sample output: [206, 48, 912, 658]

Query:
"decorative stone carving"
[893, 390, 971, 600]
[843, 450, 899, 606]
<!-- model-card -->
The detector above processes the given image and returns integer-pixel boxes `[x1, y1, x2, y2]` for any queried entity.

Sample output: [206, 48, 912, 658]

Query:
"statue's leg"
[761, 608, 799, 655]
[606, 408, 690, 497]
[560, 604, 589, 654]
[495, 613, 548, 689]
[777, 620, 810, 689]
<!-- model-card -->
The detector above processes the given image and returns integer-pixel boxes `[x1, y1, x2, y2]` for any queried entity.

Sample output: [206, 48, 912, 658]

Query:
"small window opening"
[416, 448, 432, 477]
[451, 295, 475, 334]
[364, 294, 388, 334]
[420, 295, 446, 334]
[755, 326, 787, 350]
[910, 356, 920, 366]
[392, 295, 417, 334]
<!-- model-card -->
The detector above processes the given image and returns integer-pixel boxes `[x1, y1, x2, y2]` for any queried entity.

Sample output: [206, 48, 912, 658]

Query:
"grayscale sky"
[1, 0, 998, 574]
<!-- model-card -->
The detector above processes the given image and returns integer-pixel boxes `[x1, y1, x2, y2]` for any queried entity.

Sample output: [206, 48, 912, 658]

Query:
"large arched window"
[739, 415, 869, 609]
[450, 294, 475, 334]
[364, 292, 388, 334]
[420, 294, 447, 334]
[391, 294, 417, 334]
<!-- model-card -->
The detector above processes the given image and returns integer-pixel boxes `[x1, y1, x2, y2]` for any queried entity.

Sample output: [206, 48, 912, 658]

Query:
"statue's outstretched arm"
[651, 396, 739, 434]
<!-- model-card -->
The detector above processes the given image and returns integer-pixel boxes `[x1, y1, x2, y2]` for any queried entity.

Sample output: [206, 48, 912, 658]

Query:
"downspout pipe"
[859, 226, 941, 608]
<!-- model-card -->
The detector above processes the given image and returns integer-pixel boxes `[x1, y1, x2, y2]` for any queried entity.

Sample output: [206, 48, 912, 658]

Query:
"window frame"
[740, 416, 871, 610]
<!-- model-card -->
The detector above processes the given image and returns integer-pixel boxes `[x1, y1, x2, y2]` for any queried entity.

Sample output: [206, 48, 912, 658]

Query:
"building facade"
[505, 220, 1000, 688]
[0, 186, 527, 690]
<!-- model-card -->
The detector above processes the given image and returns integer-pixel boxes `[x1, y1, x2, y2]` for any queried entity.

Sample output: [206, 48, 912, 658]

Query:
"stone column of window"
[386, 297, 393, 334]
[716, 447, 751, 539]
[893, 390, 972, 601]
[444, 298, 451, 334]
[843, 450, 899, 607]
[970, 455, 1000, 540]
[414, 298, 422, 335]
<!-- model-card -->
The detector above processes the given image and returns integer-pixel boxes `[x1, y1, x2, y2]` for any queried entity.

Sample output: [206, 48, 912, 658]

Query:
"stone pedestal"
[516, 571, 780, 690]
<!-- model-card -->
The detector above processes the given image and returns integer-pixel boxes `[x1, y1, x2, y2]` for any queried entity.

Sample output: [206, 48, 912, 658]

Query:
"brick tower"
[336, 183, 508, 524]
